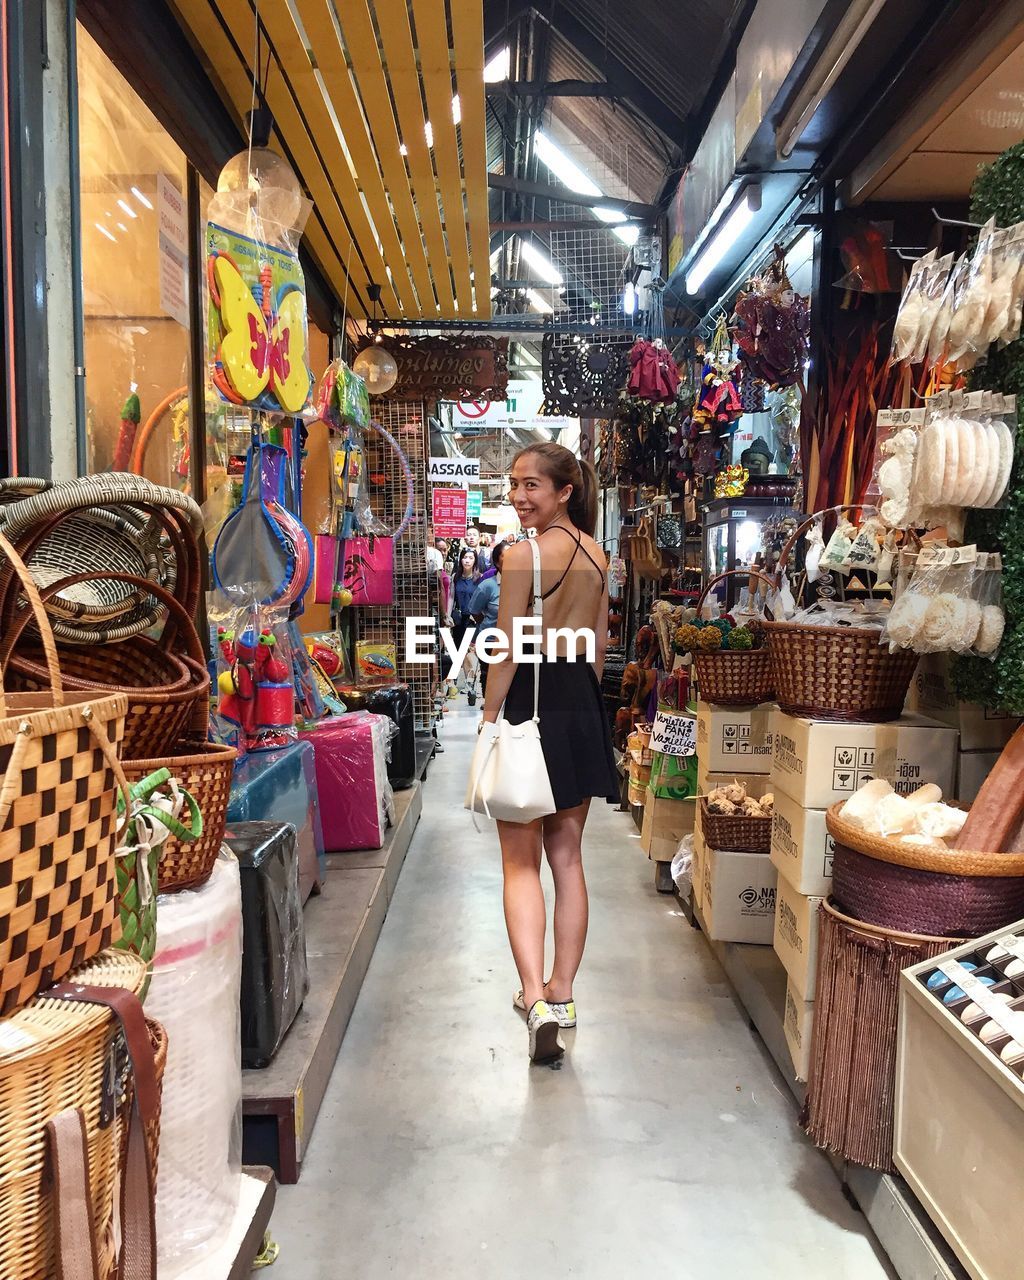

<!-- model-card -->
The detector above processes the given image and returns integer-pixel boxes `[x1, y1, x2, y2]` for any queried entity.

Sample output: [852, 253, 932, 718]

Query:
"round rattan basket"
[765, 505, 918, 722]
[0, 949, 148, 1280]
[690, 570, 776, 707]
[826, 802, 1024, 936]
[699, 795, 771, 853]
[123, 741, 238, 893]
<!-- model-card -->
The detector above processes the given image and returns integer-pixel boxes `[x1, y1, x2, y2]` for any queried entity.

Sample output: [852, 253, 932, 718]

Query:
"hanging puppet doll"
[691, 317, 743, 433]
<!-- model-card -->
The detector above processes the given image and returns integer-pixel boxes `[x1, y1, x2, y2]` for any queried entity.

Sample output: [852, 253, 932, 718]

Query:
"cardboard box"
[696, 701, 774, 775]
[773, 876, 823, 1002]
[770, 790, 833, 897]
[956, 749, 999, 804]
[640, 792, 696, 861]
[908, 652, 1022, 750]
[770, 709, 957, 810]
[691, 821, 706, 912]
[628, 760, 651, 787]
[703, 848, 777, 944]
[783, 979, 815, 1083]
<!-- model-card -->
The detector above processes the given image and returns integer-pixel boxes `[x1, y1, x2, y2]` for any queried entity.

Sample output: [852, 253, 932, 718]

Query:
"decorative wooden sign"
[356, 335, 509, 401]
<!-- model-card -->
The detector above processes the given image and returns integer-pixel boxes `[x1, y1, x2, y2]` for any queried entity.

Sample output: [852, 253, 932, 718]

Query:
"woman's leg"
[497, 817, 546, 1009]
[542, 801, 591, 1001]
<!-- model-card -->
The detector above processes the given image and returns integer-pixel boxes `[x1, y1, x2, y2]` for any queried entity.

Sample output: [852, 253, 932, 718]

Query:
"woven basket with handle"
[0, 531, 134, 1018]
[826, 802, 1024, 936]
[764, 504, 918, 722]
[0, 949, 154, 1280]
[691, 569, 776, 706]
[123, 741, 236, 893]
[2, 571, 210, 759]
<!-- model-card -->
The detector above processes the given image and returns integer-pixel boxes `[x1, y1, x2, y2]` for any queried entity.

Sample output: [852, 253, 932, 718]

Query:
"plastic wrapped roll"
[148, 854, 243, 1276]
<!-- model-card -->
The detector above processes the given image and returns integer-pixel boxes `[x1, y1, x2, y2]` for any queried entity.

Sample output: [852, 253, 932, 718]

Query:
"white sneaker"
[527, 1001, 565, 1063]
[514, 989, 577, 1028]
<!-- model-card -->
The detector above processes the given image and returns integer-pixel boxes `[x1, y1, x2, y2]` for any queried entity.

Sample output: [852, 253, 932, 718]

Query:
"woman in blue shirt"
[452, 548, 481, 700]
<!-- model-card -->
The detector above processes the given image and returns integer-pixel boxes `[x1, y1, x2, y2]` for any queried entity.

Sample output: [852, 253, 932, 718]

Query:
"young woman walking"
[451, 547, 481, 700]
[479, 442, 617, 1062]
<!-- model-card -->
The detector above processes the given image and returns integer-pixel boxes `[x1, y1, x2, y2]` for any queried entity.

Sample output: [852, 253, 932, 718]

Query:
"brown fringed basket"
[123, 741, 237, 892]
[691, 571, 776, 707]
[826, 802, 1024, 937]
[0, 949, 148, 1280]
[2, 571, 210, 759]
[699, 795, 771, 853]
[0, 531, 132, 1017]
[801, 899, 961, 1172]
[764, 505, 918, 722]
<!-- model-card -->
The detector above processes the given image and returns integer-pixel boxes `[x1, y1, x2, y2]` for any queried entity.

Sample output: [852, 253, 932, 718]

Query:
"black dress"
[503, 527, 619, 812]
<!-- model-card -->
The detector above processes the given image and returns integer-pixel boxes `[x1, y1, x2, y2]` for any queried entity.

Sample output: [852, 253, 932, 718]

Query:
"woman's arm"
[481, 541, 533, 724]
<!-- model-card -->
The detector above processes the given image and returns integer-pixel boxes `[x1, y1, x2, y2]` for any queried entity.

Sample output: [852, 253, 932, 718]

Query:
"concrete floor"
[264, 701, 896, 1279]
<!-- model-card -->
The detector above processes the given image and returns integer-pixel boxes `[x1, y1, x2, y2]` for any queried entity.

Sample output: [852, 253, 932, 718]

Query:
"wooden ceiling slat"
[219, 0, 403, 317]
[449, 0, 492, 318]
[169, 0, 368, 316]
[293, 0, 423, 317]
[371, 0, 457, 317]
[334, 0, 443, 318]
[409, 0, 474, 315]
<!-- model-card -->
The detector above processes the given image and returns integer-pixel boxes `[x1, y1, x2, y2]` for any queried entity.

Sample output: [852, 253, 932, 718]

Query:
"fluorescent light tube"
[130, 185, 153, 210]
[526, 288, 553, 314]
[686, 185, 761, 296]
[520, 240, 563, 285]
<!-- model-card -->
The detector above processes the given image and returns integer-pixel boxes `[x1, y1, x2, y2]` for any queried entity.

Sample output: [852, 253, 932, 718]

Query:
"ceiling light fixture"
[622, 281, 637, 316]
[130, 185, 153, 210]
[526, 288, 553, 314]
[95, 223, 117, 243]
[520, 240, 563, 285]
[685, 183, 762, 296]
[117, 199, 137, 219]
[534, 130, 640, 246]
[484, 46, 510, 83]
[424, 121, 434, 149]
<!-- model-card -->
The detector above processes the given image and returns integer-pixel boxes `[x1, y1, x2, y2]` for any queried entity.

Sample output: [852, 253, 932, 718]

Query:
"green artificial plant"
[953, 140, 1024, 712]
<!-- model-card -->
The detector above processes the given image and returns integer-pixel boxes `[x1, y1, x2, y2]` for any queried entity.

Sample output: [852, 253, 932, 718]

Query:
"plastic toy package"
[211, 598, 298, 754]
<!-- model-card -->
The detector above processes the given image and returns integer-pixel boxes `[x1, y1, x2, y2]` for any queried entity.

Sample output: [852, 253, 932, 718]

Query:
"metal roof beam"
[487, 172, 659, 219]
[489, 79, 619, 98]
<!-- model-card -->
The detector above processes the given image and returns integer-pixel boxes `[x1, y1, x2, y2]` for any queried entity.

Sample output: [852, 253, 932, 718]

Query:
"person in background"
[478, 533, 508, 581]
[467, 540, 506, 695]
[451, 548, 482, 698]
[462, 525, 491, 572]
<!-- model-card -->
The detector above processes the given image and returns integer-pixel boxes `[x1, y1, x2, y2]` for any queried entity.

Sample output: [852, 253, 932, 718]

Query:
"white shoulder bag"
[464, 536, 557, 826]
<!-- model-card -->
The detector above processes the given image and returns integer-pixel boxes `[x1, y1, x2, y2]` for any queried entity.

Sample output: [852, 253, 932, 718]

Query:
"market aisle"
[264, 702, 895, 1279]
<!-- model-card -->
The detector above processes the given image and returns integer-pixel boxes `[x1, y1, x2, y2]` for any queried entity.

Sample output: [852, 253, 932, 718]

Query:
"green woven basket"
[113, 768, 202, 980]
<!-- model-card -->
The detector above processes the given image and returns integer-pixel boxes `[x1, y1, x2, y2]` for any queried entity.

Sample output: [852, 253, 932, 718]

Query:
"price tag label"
[650, 710, 697, 757]
[877, 408, 926, 428]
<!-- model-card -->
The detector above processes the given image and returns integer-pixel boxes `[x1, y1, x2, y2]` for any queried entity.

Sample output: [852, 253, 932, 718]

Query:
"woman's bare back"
[533, 524, 607, 656]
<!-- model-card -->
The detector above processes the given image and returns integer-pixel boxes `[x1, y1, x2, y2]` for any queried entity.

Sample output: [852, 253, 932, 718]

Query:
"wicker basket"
[827, 802, 1024, 936]
[802, 899, 960, 1171]
[765, 505, 918, 722]
[123, 741, 237, 892]
[3, 572, 210, 759]
[0, 532, 133, 1017]
[699, 795, 771, 853]
[0, 949, 148, 1280]
[691, 570, 776, 706]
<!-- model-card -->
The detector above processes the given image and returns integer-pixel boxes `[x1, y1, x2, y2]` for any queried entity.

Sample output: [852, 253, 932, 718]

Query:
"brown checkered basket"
[0, 530, 135, 1017]
[699, 795, 771, 853]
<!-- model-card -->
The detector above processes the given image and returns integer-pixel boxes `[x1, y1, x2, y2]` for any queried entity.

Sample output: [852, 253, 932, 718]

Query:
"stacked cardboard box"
[695, 702, 777, 942]
[769, 708, 959, 1081]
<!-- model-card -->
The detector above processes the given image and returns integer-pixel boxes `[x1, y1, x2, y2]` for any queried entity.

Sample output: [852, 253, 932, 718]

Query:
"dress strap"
[539, 525, 604, 597]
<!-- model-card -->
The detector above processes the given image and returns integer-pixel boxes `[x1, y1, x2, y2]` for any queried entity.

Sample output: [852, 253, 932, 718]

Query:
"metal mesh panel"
[355, 399, 434, 731]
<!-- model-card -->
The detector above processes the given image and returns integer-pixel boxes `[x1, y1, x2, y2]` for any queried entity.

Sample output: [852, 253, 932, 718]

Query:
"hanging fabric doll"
[628, 338, 681, 404]
[692, 317, 742, 432]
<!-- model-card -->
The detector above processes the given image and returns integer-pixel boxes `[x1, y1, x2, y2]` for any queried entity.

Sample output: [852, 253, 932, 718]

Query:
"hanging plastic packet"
[970, 552, 1005, 659]
[927, 252, 969, 366]
[211, 600, 298, 753]
[842, 516, 884, 574]
[875, 528, 899, 586]
[873, 409, 925, 527]
[892, 249, 936, 362]
[917, 549, 979, 654]
[804, 520, 825, 583]
[908, 252, 954, 366]
[947, 221, 995, 367]
[883, 550, 926, 651]
[820, 518, 857, 575]
[982, 227, 1016, 347]
[997, 222, 1024, 347]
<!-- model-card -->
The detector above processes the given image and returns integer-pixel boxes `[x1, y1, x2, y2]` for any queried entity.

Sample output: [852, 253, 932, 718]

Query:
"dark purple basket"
[831, 839, 1024, 937]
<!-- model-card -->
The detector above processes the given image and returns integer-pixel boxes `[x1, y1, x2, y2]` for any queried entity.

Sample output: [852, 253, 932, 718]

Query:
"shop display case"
[701, 497, 801, 610]
[897, 925, 1024, 1280]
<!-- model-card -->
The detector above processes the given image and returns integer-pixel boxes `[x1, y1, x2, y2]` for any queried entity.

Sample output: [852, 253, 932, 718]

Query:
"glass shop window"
[77, 24, 192, 488]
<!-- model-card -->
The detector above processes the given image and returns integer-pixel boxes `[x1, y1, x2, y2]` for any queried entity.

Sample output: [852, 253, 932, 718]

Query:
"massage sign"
[355, 335, 509, 402]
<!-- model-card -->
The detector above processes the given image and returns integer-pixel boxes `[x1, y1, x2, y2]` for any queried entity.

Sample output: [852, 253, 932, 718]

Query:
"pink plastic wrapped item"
[299, 711, 395, 851]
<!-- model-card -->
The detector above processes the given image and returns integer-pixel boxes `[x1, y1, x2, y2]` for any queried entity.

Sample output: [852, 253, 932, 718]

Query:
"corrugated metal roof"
[556, 0, 746, 125]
